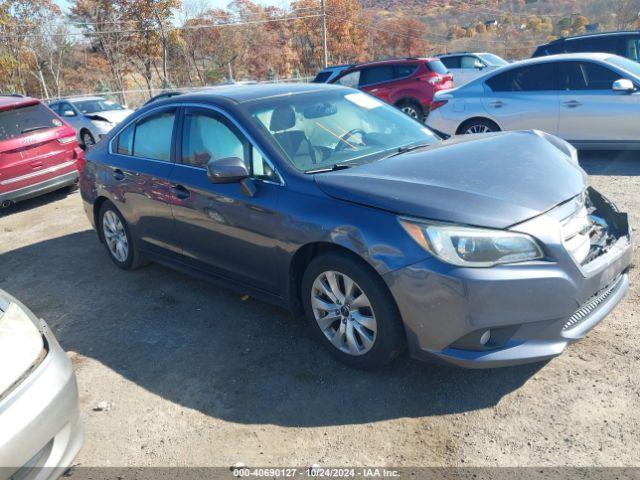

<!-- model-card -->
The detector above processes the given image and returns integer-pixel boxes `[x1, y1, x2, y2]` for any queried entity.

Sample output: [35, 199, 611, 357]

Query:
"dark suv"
[533, 31, 640, 62]
[329, 58, 453, 121]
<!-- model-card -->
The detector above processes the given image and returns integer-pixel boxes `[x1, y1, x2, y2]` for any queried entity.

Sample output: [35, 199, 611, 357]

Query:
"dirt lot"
[0, 151, 639, 468]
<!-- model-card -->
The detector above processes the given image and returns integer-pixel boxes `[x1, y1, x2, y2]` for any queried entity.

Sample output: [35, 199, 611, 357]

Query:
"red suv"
[0, 95, 83, 208]
[329, 57, 454, 121]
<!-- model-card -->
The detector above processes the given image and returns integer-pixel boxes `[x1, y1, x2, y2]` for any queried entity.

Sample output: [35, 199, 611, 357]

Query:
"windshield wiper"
[21, 125, 50, 134]
[382, 142, 434, 160]
[305, 163, 353, 174]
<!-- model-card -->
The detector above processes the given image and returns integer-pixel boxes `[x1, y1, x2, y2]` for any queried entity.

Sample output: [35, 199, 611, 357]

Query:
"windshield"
[607, 55, 640, 79]
[73, 99, 124, 114]
[248, 90, 440, 172]
[478, 53, 508, 66]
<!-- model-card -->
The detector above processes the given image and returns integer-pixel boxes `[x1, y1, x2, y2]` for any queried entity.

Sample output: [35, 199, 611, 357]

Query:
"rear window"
[0, 103, 61, 141]
[313, 71, 332, 83]
[427, 60, 449, 75]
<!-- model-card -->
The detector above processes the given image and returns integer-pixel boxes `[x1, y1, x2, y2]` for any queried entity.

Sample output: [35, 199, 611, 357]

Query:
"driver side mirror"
[63, 109, 75, 117]
[206, 156, 249, 184]
[612, 78, 635, 93]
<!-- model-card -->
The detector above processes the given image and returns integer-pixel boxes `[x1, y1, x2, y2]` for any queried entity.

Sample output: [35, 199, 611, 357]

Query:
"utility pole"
[321, 0, 328, 68]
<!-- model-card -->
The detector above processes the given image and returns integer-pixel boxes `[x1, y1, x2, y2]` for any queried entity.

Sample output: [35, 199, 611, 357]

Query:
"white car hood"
[85, 109, 133, 124]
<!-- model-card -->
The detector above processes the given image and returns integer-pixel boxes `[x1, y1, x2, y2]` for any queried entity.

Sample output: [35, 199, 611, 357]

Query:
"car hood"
[314, 131, 586, 229]
[85, 109, 133, 124]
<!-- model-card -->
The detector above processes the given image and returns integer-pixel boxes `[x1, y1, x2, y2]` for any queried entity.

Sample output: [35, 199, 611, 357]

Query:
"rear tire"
[301, 251, 405, 369]
[457, 118, 500, 135]
[396, 99, 425, 123]
[98, 201, 147, 270]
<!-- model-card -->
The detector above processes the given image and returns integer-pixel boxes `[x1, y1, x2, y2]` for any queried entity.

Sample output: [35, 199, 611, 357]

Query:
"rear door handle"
[489, 101, 505, 108]
[112, 168, 125, 181]
[563, 100, 582, 108]
[171, 184, 190, 200]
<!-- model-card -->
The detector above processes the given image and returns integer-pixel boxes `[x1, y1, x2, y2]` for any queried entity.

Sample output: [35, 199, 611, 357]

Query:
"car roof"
[167, 82, 350, 104]
[349, 57, 438, 68]
[437, 52, 488, 57]
[509, 52, 613, 66]
[546, 30, 640, 44]
[0, 95, 40, 111]
[63, 96, 106, 103]
[318, 64, 353, 72]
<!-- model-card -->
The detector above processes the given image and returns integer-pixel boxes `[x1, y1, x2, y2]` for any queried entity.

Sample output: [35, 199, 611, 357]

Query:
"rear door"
[482, 62, 560, 134]
[0, 102, 79, 196]
[557, 60, 640, 142]
[107, 107, 182, 255]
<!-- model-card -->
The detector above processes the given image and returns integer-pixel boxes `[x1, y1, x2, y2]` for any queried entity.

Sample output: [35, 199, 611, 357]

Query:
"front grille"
[562, 275, 623, 331]
[560, 203, 593, 265]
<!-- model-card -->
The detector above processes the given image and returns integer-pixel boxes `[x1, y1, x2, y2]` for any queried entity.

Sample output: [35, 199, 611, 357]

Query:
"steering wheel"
[335, 128, 367, 152]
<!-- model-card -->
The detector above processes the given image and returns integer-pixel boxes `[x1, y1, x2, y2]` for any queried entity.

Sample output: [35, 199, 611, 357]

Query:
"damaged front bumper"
[384, 187, 632, 368]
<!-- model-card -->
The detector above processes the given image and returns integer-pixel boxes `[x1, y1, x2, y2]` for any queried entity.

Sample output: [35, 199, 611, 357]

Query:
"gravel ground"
[0, 151, 638, 468]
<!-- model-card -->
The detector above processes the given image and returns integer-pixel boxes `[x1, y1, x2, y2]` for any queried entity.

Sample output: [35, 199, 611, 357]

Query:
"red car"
[329, 57, 454, 121]
[0, 95, 83, 208]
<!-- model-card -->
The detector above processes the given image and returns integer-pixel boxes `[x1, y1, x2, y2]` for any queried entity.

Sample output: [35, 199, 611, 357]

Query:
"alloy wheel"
[102, 210, 129, 263]
[311, 270, 377, 356]
[401, 106, 419, 119]
[465, 124, 493, 134]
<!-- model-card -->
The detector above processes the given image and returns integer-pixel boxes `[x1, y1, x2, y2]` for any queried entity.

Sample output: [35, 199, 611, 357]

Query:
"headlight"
[399, 218, 544, 267]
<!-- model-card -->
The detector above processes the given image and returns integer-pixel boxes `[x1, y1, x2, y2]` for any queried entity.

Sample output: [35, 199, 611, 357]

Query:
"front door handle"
[171, 184, 190, 200]
[563, 100, 582, 108]
[489, 100, 505, 108]
[112, 168, 125, 181]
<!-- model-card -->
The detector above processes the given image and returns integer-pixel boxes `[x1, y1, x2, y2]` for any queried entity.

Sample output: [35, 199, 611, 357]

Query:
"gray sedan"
[427, 53, 640, 149]
[0, 290, 83, 479]
[49, 96, 133, 148]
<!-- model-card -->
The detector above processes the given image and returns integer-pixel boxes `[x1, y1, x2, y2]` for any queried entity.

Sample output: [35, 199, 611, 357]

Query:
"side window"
[486, 63, 556, 91]
[251, 146, 280, 183]
[182, 111, 248, 168]
[335, 70, 360, 88]
[116, 123, 134, 155]
[460, 56, 480, 69]
[132, 110, 175, 161]
[359, 66, 394, 86]
[626, 38, 640, 61]
[394, 64, 418, 79]
[60, 103, 76, 117]
[559, 62, 619, 90]
[49, 103, 61, 115]
[440, 56, 461, 69]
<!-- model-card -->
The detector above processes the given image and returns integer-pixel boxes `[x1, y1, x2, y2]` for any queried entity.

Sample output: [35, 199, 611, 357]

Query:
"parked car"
[312, 64, 354, 83]
[329, 58, 454, 121]
[437, 52, 508, 86]
[80, 83, 631, 369]
[427, 53, 640, 149]
[0, 289, 83, 478]
[0, 95, 83, 209]
[48, 96, 133, 148]
[533, 31, 640, 62]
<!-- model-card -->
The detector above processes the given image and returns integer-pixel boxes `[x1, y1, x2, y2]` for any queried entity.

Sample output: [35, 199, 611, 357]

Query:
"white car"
[437, 52, 508, 86]
[427, 53, 640, 150]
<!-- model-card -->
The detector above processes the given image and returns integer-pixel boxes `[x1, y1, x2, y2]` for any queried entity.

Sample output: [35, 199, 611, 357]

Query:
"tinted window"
[567, 37, 619, 54]
[116, 123, 134, 155]
[486, 63, 556, 91]
[313, 71, 332, 83]
[359, 66, 394, 86]
[394, 64, 418, 78]
[49, 103, 61, 114]
[335, 70, 360, 88]
[0, 103, 61, 141]
[427, 60, 449, 74]
[559, 61, 620, 90]
[625, 38, 640, 61]
[73, 99, 124, 113]
[440, 56, 461, 69]
[132, 110, 175, 161]
[182, 111, 247, 168]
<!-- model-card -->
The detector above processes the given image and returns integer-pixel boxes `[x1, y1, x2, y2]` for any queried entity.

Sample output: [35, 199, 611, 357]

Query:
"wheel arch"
[93, 196, 110, 242]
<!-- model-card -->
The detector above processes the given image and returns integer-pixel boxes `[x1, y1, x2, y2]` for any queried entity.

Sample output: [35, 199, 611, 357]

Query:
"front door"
[169, 106, 283, 294]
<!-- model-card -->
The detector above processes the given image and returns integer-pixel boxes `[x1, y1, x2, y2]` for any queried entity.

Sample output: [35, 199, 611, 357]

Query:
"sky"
[53, 0, 291, 12]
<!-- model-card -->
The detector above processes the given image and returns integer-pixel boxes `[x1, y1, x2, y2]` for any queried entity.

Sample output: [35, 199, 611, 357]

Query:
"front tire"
[98, 201, 146, 270]
[396, 99, 425, 122]
[81, 130, 96, 149]
[301, 251, 405, 369]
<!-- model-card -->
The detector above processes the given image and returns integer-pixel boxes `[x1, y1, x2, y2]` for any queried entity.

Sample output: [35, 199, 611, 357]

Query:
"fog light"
[479, 330, 491, 346]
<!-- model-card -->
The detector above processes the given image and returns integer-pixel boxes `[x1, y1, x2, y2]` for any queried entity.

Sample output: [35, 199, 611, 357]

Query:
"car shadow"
[579, 150, 640, 176]
[0, 231, 543, 427]
[0, 187, 78, 218]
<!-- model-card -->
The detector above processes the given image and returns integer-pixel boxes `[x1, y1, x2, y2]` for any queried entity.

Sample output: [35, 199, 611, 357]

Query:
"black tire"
[396, 99, 425, 122]
[457, 118, 500, 135]
[301, 251, 405, 369]
[81, 130, 95, 149]
[98, 201, 147, 270]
